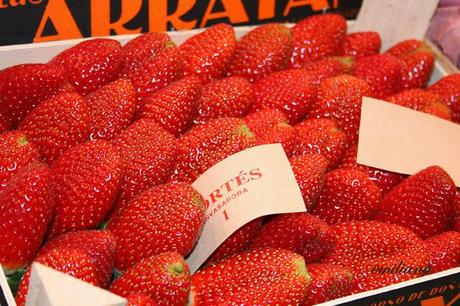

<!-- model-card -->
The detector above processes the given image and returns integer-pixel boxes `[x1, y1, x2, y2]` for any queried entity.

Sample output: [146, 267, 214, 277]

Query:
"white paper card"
[352, 0, 439, 51]
[187, 144, 306, 272]
[357, 97, 460, 186]
[0, 265, 16, 306]
[25, 263, 126, 306]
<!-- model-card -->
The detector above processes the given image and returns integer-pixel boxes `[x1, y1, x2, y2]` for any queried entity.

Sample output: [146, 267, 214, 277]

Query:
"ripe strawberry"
[427, 73, 460, 122]
[244, 108, 288, 135]
[301, 264, 353, 306]
[252, 68, 317, 124]
[421, 102, 453, 121]
[293, 118, 348, 170]
[250, 213, 336, 263]
[112, 119, 177, 213]
[290, 14, 347, 68]
[303, 56, 355, 83]
[226, 23, 292, 82]
[51, 38, 122, 95]
[48, 140, 123, 238]
[19, 92, 91, 163]
[322, 220, 430, 293]
[0, 131, 40, 189]
[308, 75, 371, 144]
[0, 111, 10, 133]
[190, 248, 310, 305]
[171, 118, 256, 183]
[127, 294, 158, 306]
[0, 163, 54, 271]
[386, 39, 423, 57]
[180, 23, 236, 83]
[0, 63, 69, 126]
[354, 54, 402, 99]
[110, 252, 190, 305]
[425, 231, 460, 273]
[289, 154, 328, 209]
[375, 166, 456, 239]
[86, 79, 136, 140]
[453, 192, 460, 232]
[139, 77, 201, 136]
[207, 218, 262, 264]
[312, 168, 381, 224]
[107, 182, 205, 270]
[342, 32, 381, 59]
[256, 122, 297, 157]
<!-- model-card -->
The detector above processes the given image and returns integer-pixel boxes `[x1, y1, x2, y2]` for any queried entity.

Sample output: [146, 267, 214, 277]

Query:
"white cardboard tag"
[0, 265, 16, 306]
[352, 0, 439, 51]
[187, 144, 306, 272]
[25, 263, 126, 306]
[357, 97, 460, 186]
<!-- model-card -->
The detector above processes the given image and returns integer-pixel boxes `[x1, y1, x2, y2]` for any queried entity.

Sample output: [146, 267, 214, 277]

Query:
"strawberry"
[171, 118, 256, 183]
[86, 78, 136, 140]
[425, 231, 460, 274]
[226, 23, 292, 82]
[308, 75, 371, 144]
[421, 102, 453, 121]
[19, 92, 91, 163]
[252, 68, 317, 124]
[289, 154, 328, 209]
[321, 220, 430, 293]
[453, 192, 460, 232]
[290, 14, 347, 68]
[190, 248, 310, 305]
[427, 73, 460, 122]
[244, 108, 288, 135]
[301, 264, 353, 306]
[207, 218, 262, 264]
[256, 122, 297, 157]
[110, 252, 190, 305]
[250, 213, 336, 263]
[48, 140, 123, 238]
[312, 168, 381, 224]
[51, 38, 122, 95]
[342, 32, 381, 59]
[375, 166, 456, 239]
[127, 294, 158, 306]
[107, 182, 205, 270]
[0, 131, 40, 189]
[0, 162, 54, 271]
[0, 63, 70, 126]
[139, 77, 201, 136]
[0, 111, 10, 133]
[180, 23, 236, 83]
[354, 54, 402, 99]
[303, 56, 355, 83]
[293, 118, 348, 170]
[194, 76, 253, 124]
[112, 119, 177, 213]
[386, 39, 423, 57]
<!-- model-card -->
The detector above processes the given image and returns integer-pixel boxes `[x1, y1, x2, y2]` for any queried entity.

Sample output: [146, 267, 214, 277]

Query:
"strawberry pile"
[1, 13, 460, 306]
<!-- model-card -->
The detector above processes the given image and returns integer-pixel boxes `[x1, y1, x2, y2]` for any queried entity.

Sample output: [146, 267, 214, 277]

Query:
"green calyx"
[168, 262, 184, 276]
[18, 135, 29, 147]
[238, 124, 255, 139]
[4, 267, 27, 296]
[294, 257, 311, 284]
[193, 194, 206, 212]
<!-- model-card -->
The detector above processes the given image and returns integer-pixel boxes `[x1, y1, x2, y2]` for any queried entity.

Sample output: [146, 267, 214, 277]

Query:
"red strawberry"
[171, 118, 256, 183]
[207, 218, 262, 265]
[293, 118, 348, 170]
[303, 56, 355, 83]
[0, 111, 10, 133]
[127, 294, 158, 306]
[386, 39, 423, 57]
[375, 166, 456, 239]
[180, 23, 236, 83]
[250, 213, 336, 263]
[290, 14, 347, 68]
[354, 54, 402, 99]
[301, 264, 353, 306]
[107, 182, 205, 270]
[86, 78, 136, 140]
[48, 140, 123, 238]
[0, 162, 54, 271]
[342, 32, 381, 59]
[19, 92, 91, 163]
[0, 63, 70, 126]
[289, 154, 328, 209]
[226, 23, 292, 82]
[112, 119, 177, 213]
[453, 192, 460, 232]
[252, 68, 317, 124]
[322, 220, 430, 293]
[312, 168, 381, 224]
[51, 38, 122, 95]
[194, 76, 253, 124]
[256, 122, 297, 157]
[139, 77, 201, 136]
[425, 231, 460, 273]
[308, 75, 371, 144]
[0, 131, 40, 189]
[427, 73, 460, 122]
[244, 108, 288, 135]
[421, 102, 453, 121]
[110, 252, 190, 305]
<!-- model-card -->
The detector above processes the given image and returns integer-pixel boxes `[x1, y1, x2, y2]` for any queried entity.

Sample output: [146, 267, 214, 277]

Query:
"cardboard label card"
[0, 265, 16, 306]
[187, 144, 306, 273]
[25, 263, 126, 306]
[357, 97, 460, 186]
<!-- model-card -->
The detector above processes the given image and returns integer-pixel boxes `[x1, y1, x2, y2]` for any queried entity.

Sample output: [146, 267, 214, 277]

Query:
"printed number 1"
[223, 210, 229, 221]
